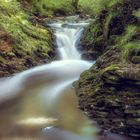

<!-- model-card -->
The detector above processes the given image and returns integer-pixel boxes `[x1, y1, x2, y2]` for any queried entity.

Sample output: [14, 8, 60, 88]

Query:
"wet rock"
[75, 48, 140, 139]
[25, 58, 35, 67]
[100, 132, 135, 140]
[82, 51, 98, 61]
[131, 56, 140, 64]
[75, 0, 140, 139]
[0, 71, 10, 77]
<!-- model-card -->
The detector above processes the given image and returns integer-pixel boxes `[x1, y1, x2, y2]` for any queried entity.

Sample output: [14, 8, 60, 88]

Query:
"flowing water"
[0, 17, 97, 140]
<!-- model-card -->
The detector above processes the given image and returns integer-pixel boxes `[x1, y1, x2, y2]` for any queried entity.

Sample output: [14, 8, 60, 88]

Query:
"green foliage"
[117, 25, 139, 46]
[121, 42, 140, 50]
[82, 0, 140, 65]
[0, 0, 20, 14]
[29, 0, 75, 16]
[101, 64, 119, 74]
[115, 25, 140, 63]
[23, 0, 124, 16]
[79, 0, 123, 15]
[78, 0, 95, 15]
[0, 0, 54, 58]
[133, 8, 140, 18]
[83, 21, 103, 46]
[119, 42, 140, 63]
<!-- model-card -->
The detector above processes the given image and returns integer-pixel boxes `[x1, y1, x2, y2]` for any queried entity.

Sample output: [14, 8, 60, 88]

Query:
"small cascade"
[50, 22, 89, 60]
[0, 18, 97, 140]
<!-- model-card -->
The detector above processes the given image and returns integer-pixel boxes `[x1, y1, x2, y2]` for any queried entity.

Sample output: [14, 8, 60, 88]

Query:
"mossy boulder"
[75, 48, 140, 139]
[132, 56, 140, 64]
[75, 1, 140, 136]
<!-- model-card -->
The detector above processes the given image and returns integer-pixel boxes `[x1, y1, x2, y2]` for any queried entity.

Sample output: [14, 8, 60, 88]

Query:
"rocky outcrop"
[75, 1, 140, 138]
[0, 1, 57, 77]
[0, 29, 56, 77]
[80, 0, 140, 61]
[75, 47, 140, 139]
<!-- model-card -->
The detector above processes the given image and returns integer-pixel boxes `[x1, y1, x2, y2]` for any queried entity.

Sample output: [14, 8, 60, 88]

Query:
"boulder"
[75, 48, 140, 139]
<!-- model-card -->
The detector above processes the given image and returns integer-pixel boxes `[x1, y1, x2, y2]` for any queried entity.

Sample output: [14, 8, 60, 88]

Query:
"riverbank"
[0, 1, 57, 77]
[75, 0, 140, 139]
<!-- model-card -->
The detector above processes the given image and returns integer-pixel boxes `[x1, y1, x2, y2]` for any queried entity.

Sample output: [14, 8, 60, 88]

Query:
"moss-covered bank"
[23, 0, 76, 17]
[75, 0, 140, 139]
[0, 0, 103, 77]
[0, 0, 56, 77]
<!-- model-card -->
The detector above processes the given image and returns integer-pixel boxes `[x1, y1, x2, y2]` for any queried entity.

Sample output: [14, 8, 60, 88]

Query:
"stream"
[0, 17, 98, 140]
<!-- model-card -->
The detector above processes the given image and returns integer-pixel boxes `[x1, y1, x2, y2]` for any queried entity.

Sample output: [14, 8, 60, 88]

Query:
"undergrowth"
[0, 0, 53, 58]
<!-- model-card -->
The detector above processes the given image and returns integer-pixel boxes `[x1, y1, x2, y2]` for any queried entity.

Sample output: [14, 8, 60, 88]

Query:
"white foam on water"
[0, 21, 92, 103]
[0, 19, 97, 140]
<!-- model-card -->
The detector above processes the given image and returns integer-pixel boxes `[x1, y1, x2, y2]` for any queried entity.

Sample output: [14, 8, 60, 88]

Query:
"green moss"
[82, 21, 104, 50]
[104, 13, 114, 39]
[83, 24, 97, 45]
[25, 0, 125, 16]
[28, 0, 121, 16]
[0, 55, 5, 62]
[79, 0, 123, 16]
[133, 8, 140, 18]
[82, 0, 140, 64]
[101, 64, 119, 74]
[113, 25, 140, 63]
[78, 0, 96, 16]
[0, 0, 54, 60]
[76, 1, 140, 138]
[28, 0, 76, 16]
[117, 25, 139, 46]
[131, 56, 140, 64]
[117, 42, 140, 63]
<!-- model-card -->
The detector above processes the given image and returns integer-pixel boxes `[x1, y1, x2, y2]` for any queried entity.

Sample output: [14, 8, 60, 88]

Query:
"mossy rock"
[131, 56, 140, 64]
[75, 47, 140, 139]
[0, 0, 56, 77]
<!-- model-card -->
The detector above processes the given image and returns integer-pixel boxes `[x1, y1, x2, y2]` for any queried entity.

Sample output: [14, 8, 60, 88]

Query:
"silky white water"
[0, 18, 97, 140]
[50, 22, 88, 60]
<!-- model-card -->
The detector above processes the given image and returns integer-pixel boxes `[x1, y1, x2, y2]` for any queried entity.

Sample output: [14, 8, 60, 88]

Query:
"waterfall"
[0, 21, 91, 103]
[55, 25, 81, 59]
[0, 18, 97, 140]
[50, 22, 89, 60]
